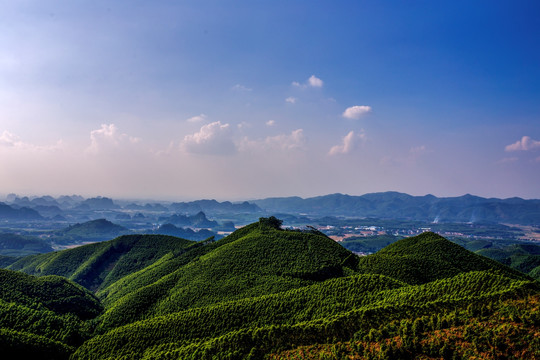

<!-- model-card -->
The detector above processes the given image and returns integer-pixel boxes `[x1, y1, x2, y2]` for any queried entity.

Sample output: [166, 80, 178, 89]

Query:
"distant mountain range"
[158, 211, 219, 228]
[252, 192, 540, 224]
[0, 203, 42, 220]
[2, 191, 539, 225]
[169, 199, 262, 214]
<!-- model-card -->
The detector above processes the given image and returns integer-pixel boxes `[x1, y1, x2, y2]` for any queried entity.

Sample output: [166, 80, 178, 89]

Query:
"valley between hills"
[1, 216, 539, 359]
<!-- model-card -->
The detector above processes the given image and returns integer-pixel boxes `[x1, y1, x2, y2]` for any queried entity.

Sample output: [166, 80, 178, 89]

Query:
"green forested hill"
[476, 243, 540, 280]
[73, 270, 539, 360]
[0, 269, 102, 359]
[356, 231, 528, 284]
[96, 218, 358, 330]
[0, 269, 102, 319]
[8, 234, 196, 291]
[1, 219, 539, 359]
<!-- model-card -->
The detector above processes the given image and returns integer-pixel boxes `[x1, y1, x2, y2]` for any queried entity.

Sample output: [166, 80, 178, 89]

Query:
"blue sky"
[0, 1, 539, 200]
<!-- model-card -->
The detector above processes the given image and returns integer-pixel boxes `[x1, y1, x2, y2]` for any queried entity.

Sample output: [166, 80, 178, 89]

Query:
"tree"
[258, 217, 283, 230]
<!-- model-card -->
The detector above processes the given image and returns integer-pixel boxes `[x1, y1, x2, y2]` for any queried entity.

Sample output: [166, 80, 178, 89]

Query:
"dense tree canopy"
[0, 222, 538, 359]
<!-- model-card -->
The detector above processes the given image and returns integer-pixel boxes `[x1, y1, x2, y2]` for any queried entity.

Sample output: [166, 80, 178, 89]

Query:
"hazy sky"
[1, 1, 539, 200]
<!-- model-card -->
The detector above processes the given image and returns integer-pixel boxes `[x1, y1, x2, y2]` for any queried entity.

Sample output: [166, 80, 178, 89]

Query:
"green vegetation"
[271, 294, 540, 359]
[356, 232, 528, 284]
[1, 218, 539, 358]
[96, 218, 356, 330]
[8, 234, 196, 291]
[0, 255, 18, 267]
[0, 269, 102, 319]
[476, 243, 540, 280]
[0, 269, 102, 359]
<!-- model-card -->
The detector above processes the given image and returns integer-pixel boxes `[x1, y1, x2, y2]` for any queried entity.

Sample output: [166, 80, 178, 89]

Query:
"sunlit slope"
[357, 231, 528, 284]
[3, 220, 538, 360]
[94, 222, 299, 306]
[97, 219, 359, 330]
[72, 270, 539, 360]
[271, 293, 540, 360]
[8, 234, 196, 291]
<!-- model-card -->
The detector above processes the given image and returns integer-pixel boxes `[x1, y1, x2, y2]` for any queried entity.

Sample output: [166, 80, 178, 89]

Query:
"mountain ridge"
[252, 191, 540, 224]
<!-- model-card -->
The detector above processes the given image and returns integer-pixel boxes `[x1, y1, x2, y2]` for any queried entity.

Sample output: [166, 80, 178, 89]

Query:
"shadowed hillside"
[0, 269, 102, 359]
[8, 234, 196, 291]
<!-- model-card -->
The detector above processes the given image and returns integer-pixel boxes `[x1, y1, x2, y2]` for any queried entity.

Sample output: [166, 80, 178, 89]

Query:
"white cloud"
[181, 121, 236, 155]
[87, 124, 140, 154]
[505, 136, 540, 152]
[308, 75, 323, 88]
[285, 96, 297, 104]
[231, 84, 253, 92]
[0, 131, 22, 147]
[186, 114, 207, 123]
[342, 105, 372, 120]
[266, 120, 276, 126]
[239, 129, 305, 152]
[329, 131, 364, 155]
[266, 129, 305, 150]
[0, 130, 63, 152]
[292, 75, 323, 89]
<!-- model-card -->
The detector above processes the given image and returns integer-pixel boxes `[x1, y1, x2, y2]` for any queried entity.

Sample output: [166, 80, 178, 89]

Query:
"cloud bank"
[329, 130, 364, 155]
[87, 124, 140, 154]
[182, 121, 236, 155]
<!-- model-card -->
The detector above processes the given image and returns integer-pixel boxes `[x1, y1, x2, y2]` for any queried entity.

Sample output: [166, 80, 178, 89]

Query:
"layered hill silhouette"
[158, 211, 218, 228]
[1, 217, 538, 359]
[53, 218, 128, 243]
[253, 192, 540, 224]
[0, 202, 43, 220]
